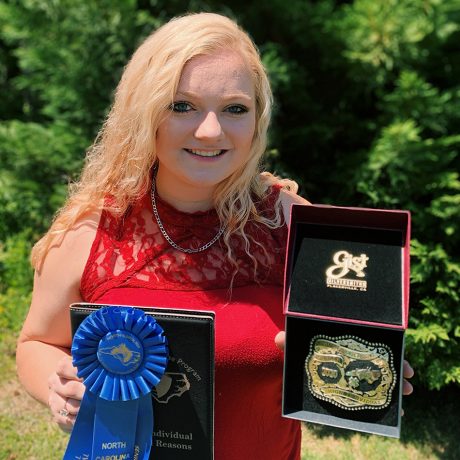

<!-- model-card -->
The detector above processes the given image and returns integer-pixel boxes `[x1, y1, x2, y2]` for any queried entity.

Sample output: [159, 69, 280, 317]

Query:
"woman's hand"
[47, 355, 85, 432]
[275, 331, 415, 396]
[402, 360, 414, 395]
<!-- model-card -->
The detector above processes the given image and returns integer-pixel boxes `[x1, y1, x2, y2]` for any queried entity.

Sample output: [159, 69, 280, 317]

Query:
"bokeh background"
[0, 1, 459, 459]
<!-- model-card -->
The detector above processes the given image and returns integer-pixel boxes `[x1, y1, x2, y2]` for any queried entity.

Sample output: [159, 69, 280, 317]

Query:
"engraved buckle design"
[305, 335, 396, 410]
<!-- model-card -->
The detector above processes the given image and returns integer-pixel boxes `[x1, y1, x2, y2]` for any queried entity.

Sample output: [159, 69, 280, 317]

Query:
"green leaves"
[383, 71, 456, 134]
[0, 0, 160, 134]
[0, 121, 86, 240]
[0, 230, 33, 332]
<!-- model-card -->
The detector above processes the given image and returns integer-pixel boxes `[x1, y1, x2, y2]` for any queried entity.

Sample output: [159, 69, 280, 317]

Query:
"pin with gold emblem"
[305, 335, 396, 410]
[325, 251, 369, 291]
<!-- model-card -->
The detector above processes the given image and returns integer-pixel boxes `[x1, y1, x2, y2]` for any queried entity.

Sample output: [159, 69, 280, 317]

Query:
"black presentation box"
[282, 205, 410, 438]
[70, 303, 215, 460]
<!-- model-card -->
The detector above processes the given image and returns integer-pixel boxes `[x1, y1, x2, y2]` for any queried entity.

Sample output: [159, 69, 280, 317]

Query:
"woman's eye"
[225, 105, 248, 115]
[170, 101, 193, 113]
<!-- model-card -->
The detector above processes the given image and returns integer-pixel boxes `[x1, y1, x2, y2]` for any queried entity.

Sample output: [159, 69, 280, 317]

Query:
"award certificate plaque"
[70, 303, 215, 460]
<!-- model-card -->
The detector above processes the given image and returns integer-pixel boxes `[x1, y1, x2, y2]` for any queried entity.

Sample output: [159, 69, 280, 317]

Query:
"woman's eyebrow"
[175, 90, 253, 102]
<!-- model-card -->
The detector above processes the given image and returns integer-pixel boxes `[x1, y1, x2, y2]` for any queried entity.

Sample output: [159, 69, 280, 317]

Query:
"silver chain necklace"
[150, 172, 225, 253]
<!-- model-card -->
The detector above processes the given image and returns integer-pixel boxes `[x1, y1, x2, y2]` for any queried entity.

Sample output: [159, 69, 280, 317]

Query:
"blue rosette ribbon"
[63, 306, 168, 460]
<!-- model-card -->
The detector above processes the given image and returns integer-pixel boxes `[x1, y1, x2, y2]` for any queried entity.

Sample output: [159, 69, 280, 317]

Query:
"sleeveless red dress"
[80, 185, 301, 460]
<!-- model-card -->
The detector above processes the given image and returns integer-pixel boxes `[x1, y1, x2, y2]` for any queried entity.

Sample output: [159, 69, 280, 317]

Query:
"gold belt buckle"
[305, 335, 396, 410]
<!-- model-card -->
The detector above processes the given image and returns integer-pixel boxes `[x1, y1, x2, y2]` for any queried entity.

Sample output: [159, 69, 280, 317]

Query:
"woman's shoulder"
[36, 210, 101, 279]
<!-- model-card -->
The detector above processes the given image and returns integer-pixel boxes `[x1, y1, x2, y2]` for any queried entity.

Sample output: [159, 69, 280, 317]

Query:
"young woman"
[16, 12, 413, 459]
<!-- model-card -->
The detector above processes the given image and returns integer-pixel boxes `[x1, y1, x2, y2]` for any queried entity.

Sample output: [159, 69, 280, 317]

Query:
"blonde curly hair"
[31, 12, 297, 270]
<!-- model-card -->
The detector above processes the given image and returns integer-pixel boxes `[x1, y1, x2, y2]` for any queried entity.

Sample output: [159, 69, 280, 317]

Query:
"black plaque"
[70, 303, 215, 460]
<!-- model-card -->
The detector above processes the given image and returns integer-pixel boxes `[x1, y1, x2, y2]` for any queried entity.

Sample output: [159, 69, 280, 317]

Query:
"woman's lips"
[184, 148, 228, 157]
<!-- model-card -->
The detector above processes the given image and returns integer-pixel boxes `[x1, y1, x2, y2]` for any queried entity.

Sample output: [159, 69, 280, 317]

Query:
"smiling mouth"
[184, 148, 228, 157]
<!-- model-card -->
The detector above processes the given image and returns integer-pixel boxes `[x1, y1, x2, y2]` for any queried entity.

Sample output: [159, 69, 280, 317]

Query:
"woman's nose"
[194, 111, 223, 140]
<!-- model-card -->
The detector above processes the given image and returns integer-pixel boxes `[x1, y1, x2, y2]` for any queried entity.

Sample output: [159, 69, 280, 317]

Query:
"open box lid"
[283, 204, 411, 329]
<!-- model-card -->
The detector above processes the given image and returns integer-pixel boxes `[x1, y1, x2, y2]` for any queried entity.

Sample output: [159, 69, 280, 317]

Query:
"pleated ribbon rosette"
[63, 306, 168, 460]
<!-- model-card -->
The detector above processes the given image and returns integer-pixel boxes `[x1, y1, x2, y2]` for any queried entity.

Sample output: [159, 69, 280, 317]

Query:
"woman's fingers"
[55, 355, 81, 381]
[48, 372, 85, 400]
[57, 377, 85, 400]
[403, 360, 414, 379]
[66, 397, 81, 415]
[48, 387, 77, 431]
[56, 411, 77, 433]
[403, 378, 413, 396]
[61, 414, 77, 432]
[47, 357, 85, 431]
[402, 360, 414, 396]
[275, 331, 285, 351]
[48, 382, 80, 411]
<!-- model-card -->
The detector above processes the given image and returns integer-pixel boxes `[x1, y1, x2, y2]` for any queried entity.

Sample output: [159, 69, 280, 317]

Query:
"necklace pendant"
[150, 172, 225, 254]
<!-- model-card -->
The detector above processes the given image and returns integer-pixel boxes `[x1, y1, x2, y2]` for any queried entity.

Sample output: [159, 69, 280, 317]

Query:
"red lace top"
[80, 185, 301, 460]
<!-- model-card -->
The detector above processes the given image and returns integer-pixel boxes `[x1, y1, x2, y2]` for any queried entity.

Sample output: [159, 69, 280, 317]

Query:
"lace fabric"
[81, 185, 287, 302]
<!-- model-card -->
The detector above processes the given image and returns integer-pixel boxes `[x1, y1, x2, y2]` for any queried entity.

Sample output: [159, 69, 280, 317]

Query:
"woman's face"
[155, 49, 256, 208]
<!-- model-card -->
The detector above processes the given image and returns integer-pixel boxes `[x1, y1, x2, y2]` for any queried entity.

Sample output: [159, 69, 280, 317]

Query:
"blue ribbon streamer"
[63, 306, 168, 460]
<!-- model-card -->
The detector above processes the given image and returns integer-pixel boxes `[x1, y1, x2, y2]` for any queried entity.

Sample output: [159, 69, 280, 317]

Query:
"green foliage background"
[0, 0, 458, 390]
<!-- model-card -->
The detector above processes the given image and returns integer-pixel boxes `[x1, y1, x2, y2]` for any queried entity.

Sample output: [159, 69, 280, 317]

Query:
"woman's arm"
[16, 213, 99, 429]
